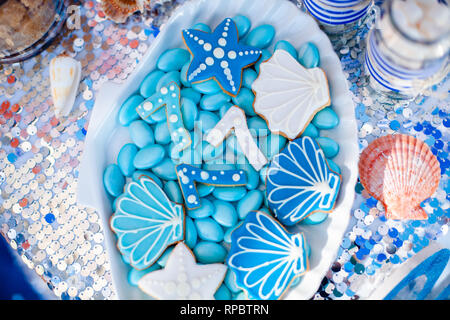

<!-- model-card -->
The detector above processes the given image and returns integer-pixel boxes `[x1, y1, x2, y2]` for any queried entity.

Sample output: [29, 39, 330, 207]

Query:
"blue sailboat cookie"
[182, 17, 262, 96]
[266, 136, 341, 226]
[110, 176, 185, 270]
[227, 211, 309, 300]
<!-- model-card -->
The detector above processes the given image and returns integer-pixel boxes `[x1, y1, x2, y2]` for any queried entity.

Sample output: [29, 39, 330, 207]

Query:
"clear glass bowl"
[0, 0, 66, 64]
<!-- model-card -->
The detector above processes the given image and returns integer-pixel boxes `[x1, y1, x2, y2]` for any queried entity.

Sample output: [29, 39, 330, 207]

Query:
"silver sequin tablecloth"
[0, 0, 448, 300]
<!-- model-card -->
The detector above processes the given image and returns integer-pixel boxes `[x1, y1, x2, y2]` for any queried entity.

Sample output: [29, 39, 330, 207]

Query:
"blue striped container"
[303, 0, 373, 26]
[364, 0, 449, 99]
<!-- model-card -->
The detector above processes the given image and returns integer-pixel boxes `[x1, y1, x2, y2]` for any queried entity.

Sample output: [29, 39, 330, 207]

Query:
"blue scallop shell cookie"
[227, 211, 309, 300]
[182, 17, 262, 96]
[266, 136, 341, 226]
[110, 176, 185, 270]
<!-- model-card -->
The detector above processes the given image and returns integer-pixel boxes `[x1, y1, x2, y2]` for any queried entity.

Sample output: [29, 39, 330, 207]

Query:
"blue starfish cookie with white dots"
[182, 17, 262, 97]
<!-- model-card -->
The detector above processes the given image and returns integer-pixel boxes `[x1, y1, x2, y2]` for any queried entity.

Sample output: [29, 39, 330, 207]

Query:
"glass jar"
[364, 0, 450, 100]
[301, 0, 374, 44]
[0, 0, 66, 64]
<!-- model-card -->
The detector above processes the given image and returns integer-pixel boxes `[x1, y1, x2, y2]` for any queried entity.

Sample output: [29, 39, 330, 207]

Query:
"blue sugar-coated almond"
[133, 144, 165, 169]
[117, 143, 138, 177]
[193, 241, 228, 264]
[103, 164, 125, 197]
[245, 24, 275, 49]
[129, 120, 154, 148]
[118, 94, 144, 126]
[157, 48, 190, 72]
[298, 42, 320, 68]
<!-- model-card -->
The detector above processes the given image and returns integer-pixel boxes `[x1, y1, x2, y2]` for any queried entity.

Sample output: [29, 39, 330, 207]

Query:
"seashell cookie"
[266, 136, 341, 226]
[252, 49, 331, 140]
[227, 211, 309, 300]
[359, 134, 440, 220]
[110, 176, 185, 270]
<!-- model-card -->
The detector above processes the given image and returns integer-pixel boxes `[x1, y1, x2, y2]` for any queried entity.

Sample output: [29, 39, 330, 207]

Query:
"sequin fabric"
[0, 0, 448, 300]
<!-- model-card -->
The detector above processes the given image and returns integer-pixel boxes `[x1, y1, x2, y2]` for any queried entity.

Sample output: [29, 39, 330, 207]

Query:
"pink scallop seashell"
[359, 134, 440, 220]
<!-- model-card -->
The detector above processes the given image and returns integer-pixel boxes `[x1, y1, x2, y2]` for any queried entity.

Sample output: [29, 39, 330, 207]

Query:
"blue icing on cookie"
[266, 136, 341, 226]
[227, 211, 309, 300]
[110, 176, 185, 270]
[136, 82, 191, 153]
[176, 163, 247, 210]
[182, 18, 262, 97]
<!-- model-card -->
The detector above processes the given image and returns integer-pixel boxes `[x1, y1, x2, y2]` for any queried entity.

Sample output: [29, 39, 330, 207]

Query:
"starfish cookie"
[182, 17, 262, 96]
[138, 243, 227, 299]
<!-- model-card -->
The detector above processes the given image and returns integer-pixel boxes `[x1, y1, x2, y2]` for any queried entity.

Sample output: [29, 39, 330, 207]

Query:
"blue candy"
[312, 107, 340, 130]
[327, 158, 341, 175]
[163, 180, 183, 204]
[260, 133, 287, 160]
[154, 121, 171, 145]
[237, 190, 263, 220]
[157, 246, 174, 267]
[248, 117, 269, 137]
[202, 141, 224, 162]
[224, 269, 241, 293]
[180, 62, 191, 88]
[298, 42, 320, 68]
[215, 284, 232, 300]
[242, 68, 257, 89]
[156, 71, 181, 92]
[232, 15, 251, 38]
[274, 40, 298, 60]
[232, 87, 256, 116]
[181, 97, 198, 131]
[133, 144, 165, 169]
[129, 120, 154, 148]
[118, 95, 144, 126]
[157, 48, 190, 72]
[223, 226, 235, 244]
[192, 22, 211, 32]
[197, 184, 215, 197]
[198, 111, 219, 133]
[117, 143, 138, 177]
[254, 49, 271, 74]
[200, 92, 230, 111]
[191, 79, 222, 95]
[152, 158, 177, 180]
[140, 70, 165, 98]
[195, 217, 224, 242]
[188, 198, 215, 219]
[315, 137, 340, 158]
[185, 216, 198, 249]
[302, 211, 328, 225]
[128, 264, 159, 286]
[213, 186, 247, 202]
[103, 164, 125, 197]
[212, 200, 238, 228]
[193, 241, 228, 264]
[181, 88, 201, 104]
[245, 24, 275, 49]
[302, 123, 319, 138]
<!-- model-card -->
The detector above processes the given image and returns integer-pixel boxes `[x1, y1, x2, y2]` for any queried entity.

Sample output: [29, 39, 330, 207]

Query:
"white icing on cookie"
[138, 243, 227, 300]
[206, 106, 268, 171]
[252, 49, 331, 140]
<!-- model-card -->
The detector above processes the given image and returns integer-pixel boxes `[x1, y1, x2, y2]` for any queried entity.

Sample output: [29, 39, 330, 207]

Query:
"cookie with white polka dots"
[176, 163, 247, 210]
[182, 17, 261, 97]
